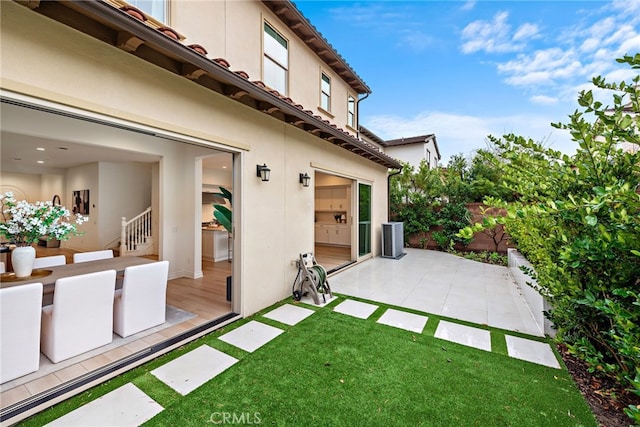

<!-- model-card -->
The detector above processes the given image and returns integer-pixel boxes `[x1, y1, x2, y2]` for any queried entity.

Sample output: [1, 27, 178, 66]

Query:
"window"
[263, 22, 288, 95]
[129, 0, 166, 22]
[426, 149, 431, 168]
[320, 72, 331, 111]
[347, 95, 356, 128]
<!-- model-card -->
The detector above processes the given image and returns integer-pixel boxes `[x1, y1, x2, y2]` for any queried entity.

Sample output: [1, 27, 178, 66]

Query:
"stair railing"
[120, 207, 152, 256]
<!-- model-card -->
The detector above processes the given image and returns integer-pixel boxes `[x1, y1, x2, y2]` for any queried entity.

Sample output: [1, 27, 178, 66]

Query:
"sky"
[293, 0, 640, 164]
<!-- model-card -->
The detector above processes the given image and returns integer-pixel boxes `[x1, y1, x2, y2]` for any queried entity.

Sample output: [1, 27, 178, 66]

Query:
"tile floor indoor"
[42, 251, 561, 425]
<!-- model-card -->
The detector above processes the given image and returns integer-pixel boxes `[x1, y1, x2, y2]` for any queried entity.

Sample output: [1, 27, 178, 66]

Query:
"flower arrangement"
[0, 192, 87, 246]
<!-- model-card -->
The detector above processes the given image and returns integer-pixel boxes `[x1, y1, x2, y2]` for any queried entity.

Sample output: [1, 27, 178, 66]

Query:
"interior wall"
[0, 172, 43, 202]
[98, 162, 153, 248]
[40, 174, 65, 202]
[65, 162, 99, 250]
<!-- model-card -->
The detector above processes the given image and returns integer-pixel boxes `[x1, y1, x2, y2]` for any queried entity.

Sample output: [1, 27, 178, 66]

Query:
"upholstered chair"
[1, 282, 43, 383]
[33, 255, 67, 269]
[72, 250, 114, 263]
[113, 261, 169, 338]
[41, 270, 116, 363]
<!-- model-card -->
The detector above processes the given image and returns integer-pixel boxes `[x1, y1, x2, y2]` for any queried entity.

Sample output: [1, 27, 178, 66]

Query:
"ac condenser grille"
[381, 222, 405, 259]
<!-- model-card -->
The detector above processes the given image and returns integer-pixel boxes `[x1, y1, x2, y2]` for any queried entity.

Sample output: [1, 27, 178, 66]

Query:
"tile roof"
[18, 0, 400, 169]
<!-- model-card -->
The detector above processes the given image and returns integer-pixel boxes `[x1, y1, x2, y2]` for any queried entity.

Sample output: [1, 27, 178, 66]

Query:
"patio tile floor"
[262, 304, 315, 326]
[330, 249, 542, 336]
[44, 383, 162, 426]
[151, 345, 238, 395]
[218, 320, 284, 353]
[376, 308, 428, 333]
[434, 320, 491, 352]
[333, 299, 379, 319]
[505, 335, 561, 369]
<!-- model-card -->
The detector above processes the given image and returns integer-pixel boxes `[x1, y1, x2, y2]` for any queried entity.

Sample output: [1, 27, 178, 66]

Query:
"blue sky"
[294, 0, 640, 164]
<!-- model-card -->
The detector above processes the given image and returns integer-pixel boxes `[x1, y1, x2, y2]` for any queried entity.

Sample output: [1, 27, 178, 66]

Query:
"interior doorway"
[313, 171, 354, 272]
[199, 152, 234, 311]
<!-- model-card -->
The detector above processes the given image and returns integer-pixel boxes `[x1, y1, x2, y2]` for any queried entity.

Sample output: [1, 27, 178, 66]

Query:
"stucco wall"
[1, 1, 389, 317]
[171, 1, 358, 134]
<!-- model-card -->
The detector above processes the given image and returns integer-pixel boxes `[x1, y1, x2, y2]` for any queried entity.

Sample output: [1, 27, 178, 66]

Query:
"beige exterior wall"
[170, 1, 359, 135]
[1, 1, 388, 316]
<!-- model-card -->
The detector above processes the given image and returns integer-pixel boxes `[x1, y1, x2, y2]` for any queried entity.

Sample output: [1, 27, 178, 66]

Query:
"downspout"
[387, 167, 403, 222]
[355, 92, 370, 140]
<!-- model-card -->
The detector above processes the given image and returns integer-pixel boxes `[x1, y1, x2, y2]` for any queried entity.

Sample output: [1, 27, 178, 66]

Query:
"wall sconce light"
[256, 163, 271, 182]
[299, 172, 311, 187]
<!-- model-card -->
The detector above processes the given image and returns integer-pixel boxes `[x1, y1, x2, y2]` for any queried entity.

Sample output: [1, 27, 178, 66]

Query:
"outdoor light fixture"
[256, 163, 271, 182]
[299, 172, 311, 187]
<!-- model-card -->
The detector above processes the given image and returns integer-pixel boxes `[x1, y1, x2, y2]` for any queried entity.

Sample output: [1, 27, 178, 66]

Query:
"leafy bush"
[433, 202, 472, 250]
[460, 54, 640, 419]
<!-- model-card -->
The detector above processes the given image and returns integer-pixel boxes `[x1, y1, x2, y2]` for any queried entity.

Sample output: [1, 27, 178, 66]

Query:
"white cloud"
[460, 1, 476, 12]
[513, 23, 539, 41]
[399, 30, 434, 52]
[530, 95, 558, 105]
[365, 111, 574, 164]
[460, 11, 539, 54]
[498, 48, 584, 88]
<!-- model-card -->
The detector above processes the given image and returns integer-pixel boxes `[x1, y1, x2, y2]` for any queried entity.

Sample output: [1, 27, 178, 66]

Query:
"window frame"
[128, 0, 167, 23]
[320, 72, 331, 112]
[263, 21, 289, 95]
[347, 94, 356, 129]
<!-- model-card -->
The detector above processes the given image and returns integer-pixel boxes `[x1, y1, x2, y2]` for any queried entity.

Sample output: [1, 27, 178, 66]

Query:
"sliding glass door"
[358, 183, 371, 257]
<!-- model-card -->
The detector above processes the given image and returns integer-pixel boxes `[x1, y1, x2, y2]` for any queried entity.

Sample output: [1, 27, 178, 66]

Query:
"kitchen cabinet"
[315, 186, 348, 211]
[202, 229, 230, 262]
[315, 224, 350, 246]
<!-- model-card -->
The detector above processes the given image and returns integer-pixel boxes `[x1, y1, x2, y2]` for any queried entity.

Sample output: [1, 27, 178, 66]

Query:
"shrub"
[460, 54, 640, 419]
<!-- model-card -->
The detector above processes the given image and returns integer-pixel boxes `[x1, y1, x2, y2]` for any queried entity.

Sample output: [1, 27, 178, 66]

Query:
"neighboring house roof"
[381, 134, 442, 160]
[358, 125, 386, 146]
[261, 1, 370, 95]
[17, 0, 400, 169]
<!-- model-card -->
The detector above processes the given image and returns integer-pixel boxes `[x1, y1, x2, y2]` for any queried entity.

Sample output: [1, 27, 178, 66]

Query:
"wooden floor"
[314, 244, 353, 272]
[0, 246, 232, 411]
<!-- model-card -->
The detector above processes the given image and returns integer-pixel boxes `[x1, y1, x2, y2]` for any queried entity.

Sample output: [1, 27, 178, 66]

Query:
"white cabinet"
[202, 229, 229, 262]
[315, 224, 350, 246]
[315, 186, 348, 211]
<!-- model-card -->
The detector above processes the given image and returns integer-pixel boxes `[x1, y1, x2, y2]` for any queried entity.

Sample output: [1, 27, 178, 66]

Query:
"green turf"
[19, 298, 597, 426]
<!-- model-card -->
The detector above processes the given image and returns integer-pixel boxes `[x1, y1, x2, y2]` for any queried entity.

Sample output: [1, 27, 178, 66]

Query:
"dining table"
[0, 256, 157, 305]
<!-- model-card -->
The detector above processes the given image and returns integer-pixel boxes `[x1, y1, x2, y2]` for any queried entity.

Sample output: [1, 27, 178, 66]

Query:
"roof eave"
[16, 0, 399, 169]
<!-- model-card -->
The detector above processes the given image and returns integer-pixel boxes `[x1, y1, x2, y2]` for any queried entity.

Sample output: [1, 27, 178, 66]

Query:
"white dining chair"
[72, 249, 114, 263]
[113, 261, 169, 338]
[0, 261, 5, 273]
[33, 255, 67, 269]
[1, 282, 43, 384]
[41, 270, 116, 363]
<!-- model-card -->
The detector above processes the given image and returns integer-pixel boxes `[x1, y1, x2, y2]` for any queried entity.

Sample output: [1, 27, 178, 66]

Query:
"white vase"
[12, 246, 36, 278]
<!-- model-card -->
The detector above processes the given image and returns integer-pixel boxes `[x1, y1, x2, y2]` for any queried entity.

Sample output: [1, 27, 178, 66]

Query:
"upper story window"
[128, 0, 166, 23]
[347, 95, 355, 128]
[425, 149, 431, 168]
[320, 72, 331, 112]
[263, 22, 288, 95]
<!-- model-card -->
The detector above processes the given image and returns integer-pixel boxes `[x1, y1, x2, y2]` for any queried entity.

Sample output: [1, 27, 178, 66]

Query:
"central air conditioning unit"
[381, 222, 405, 259]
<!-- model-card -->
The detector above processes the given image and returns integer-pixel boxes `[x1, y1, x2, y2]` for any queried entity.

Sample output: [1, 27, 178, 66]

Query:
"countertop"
[202, 226, 228, 231]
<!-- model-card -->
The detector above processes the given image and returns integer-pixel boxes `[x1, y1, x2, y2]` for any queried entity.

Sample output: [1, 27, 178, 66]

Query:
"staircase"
[109, 207, 154, 257]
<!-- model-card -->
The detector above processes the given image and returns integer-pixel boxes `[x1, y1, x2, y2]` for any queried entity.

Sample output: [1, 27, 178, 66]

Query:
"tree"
[460, 54, 640, 422]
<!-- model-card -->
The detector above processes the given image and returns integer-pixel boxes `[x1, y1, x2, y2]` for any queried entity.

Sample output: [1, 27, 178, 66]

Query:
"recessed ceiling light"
[36, 147, 45, 151]
[37, 161, 44, 164]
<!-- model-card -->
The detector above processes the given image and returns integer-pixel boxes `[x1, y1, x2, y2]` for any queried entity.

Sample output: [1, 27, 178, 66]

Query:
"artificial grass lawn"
[21, 298, 597, 426]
